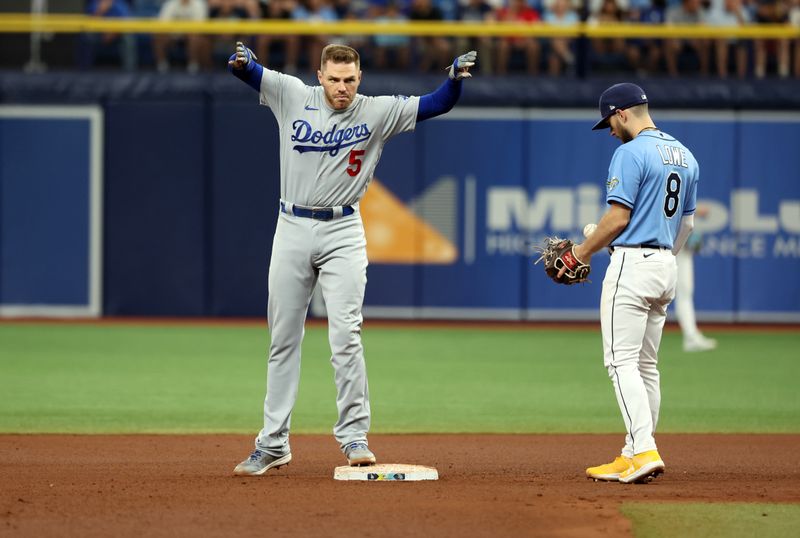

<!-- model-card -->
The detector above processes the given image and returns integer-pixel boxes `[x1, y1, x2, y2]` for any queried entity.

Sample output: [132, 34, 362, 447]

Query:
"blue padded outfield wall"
[0, 107, 102, 316]
[1, 102, 798, 321]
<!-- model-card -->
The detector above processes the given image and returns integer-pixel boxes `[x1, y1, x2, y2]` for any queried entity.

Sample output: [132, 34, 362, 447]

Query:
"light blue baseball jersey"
[605, 130, 698, 249]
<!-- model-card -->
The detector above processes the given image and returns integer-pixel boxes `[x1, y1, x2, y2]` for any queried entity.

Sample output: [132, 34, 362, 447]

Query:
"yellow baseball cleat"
[586, 455, 633, 481]
[618, 450, 665, 484]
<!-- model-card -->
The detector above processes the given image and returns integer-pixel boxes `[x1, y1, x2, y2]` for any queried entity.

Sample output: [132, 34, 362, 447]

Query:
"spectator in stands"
[588, 0, 627, 63]
[334, 0, 368, 18]
[753, 0, 790, 78]
[409, 0, 453, 72]
[791, 0, 800, 77]
[625, 0, 666, 76]
[154, 0, 210, 73]
[290, 0, 339, 71]
[587, 0, 629, 12]
[541, 0, 583, 18]
[373, 1, 412, 70]
[543, 0, 579, 75]
[247, 0, 264, 14]
[496, 0, 542, 75]
[330, 0, 371, 55]
[664, 0, 710, 77]
[256, 0, 295, 70]
[440, 0, 463, 20]
[131, 0, 163, 17]
[209, 0, 259, 67]
[80, 0, 138, 71]
[706, 0, 750, 78]
[458, 0, 496, 74]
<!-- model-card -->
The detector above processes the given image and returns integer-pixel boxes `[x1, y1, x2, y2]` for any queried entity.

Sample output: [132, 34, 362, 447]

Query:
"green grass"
[622, 503, 800, 538]
[0, 323, 798, 433]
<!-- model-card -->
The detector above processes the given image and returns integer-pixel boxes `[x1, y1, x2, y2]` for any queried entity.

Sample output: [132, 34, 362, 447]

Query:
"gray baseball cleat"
[345, 441, 376, 466]
[233, 449, 291, 476]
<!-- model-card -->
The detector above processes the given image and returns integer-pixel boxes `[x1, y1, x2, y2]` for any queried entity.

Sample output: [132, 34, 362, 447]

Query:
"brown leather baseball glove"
[534, 237, 591, 285]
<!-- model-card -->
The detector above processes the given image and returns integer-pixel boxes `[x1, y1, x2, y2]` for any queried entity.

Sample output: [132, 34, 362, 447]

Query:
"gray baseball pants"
[254, 209, 370, 457]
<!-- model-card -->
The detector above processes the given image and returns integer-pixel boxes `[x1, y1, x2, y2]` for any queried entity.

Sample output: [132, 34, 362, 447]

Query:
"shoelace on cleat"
[248, 449, 264, 461]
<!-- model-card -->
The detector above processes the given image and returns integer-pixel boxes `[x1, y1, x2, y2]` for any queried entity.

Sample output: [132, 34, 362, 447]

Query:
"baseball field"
[1, 319, 798, 537]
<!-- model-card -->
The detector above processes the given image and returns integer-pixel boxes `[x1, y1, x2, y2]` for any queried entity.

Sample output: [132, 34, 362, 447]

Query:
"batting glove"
[447, 50, 477, 80]
[228, 41, 258, 71]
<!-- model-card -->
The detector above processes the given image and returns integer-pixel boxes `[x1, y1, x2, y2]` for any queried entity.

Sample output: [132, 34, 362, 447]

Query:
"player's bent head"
[592, 82, 648, 131]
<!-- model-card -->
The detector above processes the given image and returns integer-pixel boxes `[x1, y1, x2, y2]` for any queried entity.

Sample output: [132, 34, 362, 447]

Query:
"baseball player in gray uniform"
[228, 42, 477, 475]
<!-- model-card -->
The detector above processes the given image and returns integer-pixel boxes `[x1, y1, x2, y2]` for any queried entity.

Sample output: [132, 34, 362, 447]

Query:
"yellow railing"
[0, 14, 798, 39]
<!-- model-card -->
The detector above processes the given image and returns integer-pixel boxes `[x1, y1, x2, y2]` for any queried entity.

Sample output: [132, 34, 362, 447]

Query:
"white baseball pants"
[674, 248, 701, 340]
[601, 247, 677, 458]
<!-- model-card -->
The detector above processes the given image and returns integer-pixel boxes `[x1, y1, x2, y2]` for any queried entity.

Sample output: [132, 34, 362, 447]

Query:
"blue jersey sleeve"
[605, 147, 643, 208]
[417, 78, 462, 122]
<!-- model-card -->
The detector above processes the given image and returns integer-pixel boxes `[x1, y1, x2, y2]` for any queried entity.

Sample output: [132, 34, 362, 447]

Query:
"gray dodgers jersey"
[259, 69, 420, 207]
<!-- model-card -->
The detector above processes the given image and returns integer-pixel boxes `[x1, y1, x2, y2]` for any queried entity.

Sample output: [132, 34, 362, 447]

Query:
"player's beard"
[619, 126, 635, 144]
[323, 90, 351, 109]
[330, 92, 353, 109]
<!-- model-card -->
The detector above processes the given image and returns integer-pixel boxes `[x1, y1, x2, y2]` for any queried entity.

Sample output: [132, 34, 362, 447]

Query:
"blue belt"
[280, 201, 355, 221]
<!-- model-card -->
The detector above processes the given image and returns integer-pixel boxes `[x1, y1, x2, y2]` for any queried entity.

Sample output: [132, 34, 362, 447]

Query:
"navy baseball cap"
[591, 83, 649, 130]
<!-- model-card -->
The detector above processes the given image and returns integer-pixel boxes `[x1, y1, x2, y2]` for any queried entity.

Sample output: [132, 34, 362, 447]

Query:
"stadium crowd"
[80, 0, 800, 78]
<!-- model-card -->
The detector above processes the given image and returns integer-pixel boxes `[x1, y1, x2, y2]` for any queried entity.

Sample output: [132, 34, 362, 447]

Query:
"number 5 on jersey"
[347, 149, 365, 177]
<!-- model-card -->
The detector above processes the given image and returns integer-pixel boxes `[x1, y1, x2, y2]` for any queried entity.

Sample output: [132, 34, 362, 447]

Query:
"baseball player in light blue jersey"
[227, 42, 477, 476]
[570, 83, 699, 484]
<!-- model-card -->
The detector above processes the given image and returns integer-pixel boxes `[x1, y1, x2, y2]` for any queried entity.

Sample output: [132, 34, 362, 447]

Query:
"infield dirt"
[2, 433, 799, 537]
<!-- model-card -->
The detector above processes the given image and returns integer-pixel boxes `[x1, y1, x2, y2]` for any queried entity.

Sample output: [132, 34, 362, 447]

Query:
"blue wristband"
[227, 54, 263, 92]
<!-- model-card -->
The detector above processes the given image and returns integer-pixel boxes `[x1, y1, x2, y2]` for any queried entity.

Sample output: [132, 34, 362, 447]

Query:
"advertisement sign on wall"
[365, 110, 800, 322]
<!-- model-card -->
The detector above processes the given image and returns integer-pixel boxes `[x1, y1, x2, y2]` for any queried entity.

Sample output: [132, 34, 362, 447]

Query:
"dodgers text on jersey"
[291, 120, 371, 156]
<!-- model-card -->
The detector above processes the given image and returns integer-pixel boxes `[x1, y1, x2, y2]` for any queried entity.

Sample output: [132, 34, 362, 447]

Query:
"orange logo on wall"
[360, 179, 458, 265]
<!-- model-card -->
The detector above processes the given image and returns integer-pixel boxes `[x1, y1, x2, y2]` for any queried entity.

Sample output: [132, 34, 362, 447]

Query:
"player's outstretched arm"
[227, 41, 263, 92]
[416, 51, 477, 123]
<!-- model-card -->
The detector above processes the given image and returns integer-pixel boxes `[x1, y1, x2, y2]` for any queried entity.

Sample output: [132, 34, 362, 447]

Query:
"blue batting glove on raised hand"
[447, 50, 477, 80]
[228, 41, 258, 71]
